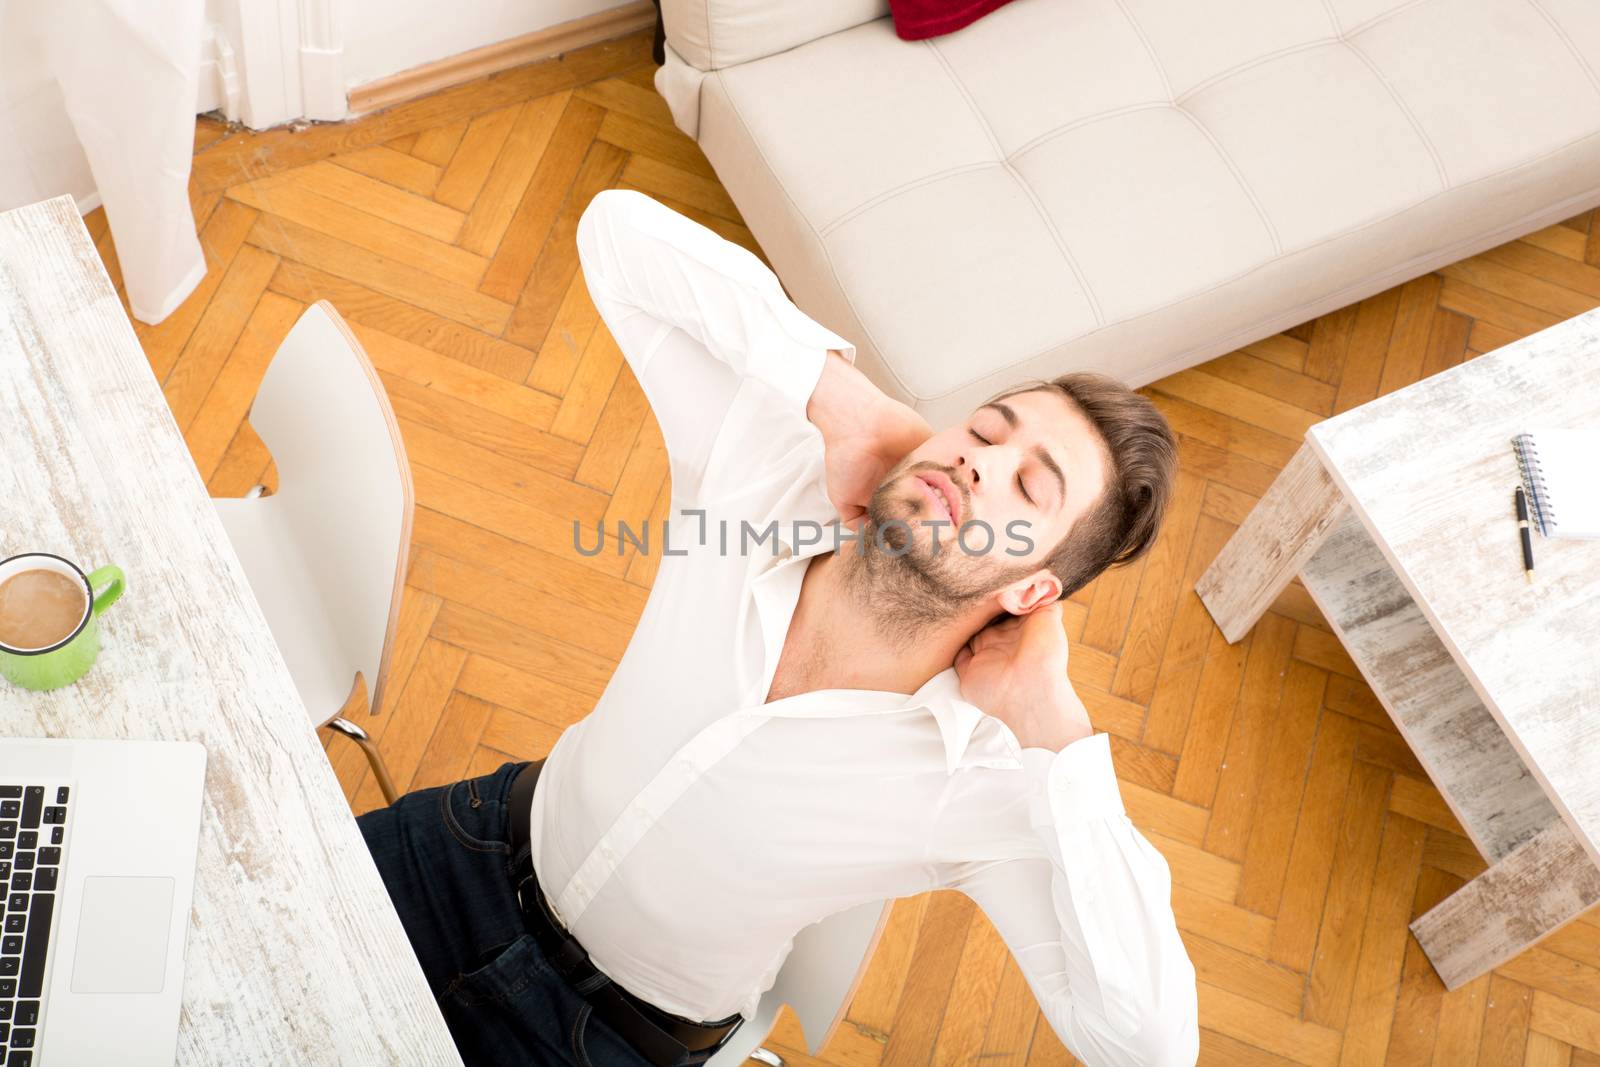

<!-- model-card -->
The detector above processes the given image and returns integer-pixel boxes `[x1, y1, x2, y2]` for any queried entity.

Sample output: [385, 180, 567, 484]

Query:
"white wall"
[0, 3, 97, 213]
[341, 0, 634, 88]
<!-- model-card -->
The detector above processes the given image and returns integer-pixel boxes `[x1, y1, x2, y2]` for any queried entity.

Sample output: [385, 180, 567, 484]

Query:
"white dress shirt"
[527, 189, 1199, 1066]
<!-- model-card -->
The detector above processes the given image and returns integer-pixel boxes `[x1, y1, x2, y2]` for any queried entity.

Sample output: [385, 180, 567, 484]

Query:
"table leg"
[1195, 443, 1349, 642]
[1412, 819, 1600, 990]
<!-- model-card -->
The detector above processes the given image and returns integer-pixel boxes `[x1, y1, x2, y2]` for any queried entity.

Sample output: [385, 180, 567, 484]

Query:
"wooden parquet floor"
[84, 28, 1600, 1066]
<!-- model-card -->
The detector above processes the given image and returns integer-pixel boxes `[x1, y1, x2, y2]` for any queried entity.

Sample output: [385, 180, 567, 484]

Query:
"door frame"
[203, 0, 346, 128]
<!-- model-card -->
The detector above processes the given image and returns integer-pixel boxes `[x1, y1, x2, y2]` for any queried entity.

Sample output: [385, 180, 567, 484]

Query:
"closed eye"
[971, 428, 1034, 504]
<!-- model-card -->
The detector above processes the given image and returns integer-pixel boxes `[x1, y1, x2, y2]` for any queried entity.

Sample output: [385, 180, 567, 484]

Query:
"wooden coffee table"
[1194, 305, 1600, 990]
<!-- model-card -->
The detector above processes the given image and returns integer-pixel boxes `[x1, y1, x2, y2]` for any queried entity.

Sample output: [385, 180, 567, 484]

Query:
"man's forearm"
[806, 349, 876, 440]
[1017, 680, 1096, 753]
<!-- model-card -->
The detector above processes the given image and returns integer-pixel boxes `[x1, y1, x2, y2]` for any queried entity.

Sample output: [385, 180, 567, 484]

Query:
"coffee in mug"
[0, 567, 87, 651]
[0, 552, 125, 691]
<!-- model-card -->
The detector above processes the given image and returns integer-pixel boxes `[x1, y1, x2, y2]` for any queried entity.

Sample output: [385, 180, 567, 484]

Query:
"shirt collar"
[755, 667, 1024, 775]
[917, 668, 1026, 774]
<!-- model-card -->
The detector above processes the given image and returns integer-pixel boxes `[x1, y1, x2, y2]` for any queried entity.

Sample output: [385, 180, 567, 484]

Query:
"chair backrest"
[247, 301, 413, 717]
[780, 899, 893, 1051]
[659, 0, 889, 72]
[709, 899, 893, 1065]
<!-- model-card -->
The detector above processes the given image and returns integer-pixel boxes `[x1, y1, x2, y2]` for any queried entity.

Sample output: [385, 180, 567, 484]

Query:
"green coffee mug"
[0, 552, 125, 691]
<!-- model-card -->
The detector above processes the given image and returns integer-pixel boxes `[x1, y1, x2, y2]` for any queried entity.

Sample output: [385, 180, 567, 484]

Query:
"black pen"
[1515, 486, 1535, 582]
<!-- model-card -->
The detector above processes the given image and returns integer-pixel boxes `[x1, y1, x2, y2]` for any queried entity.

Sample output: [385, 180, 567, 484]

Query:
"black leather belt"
[506, 760, 745, 1066]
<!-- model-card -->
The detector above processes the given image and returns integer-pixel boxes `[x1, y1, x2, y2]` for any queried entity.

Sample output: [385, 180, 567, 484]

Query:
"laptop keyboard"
[0, 784, 69, 1067]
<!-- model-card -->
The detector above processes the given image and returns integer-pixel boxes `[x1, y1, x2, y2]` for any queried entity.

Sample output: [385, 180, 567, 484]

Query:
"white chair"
[212, 300, 413, 805]
[710, 899, 892, 1067]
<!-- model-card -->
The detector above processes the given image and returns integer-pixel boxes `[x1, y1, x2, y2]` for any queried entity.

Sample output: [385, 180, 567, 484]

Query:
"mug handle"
[87, 565, 125, 615]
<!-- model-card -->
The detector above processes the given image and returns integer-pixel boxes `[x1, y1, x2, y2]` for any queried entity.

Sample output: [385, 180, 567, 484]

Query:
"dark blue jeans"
[356, 760, 709, 1067]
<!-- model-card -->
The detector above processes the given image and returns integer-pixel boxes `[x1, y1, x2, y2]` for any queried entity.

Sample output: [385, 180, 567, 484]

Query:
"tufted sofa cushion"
[661, 0, 1600, 425]
[658, 0, 890, 73]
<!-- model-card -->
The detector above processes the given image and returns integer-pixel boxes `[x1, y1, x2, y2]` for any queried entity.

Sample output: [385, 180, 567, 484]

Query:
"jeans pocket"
[440, 777, 510, 854]
[571, 1000, 653, 1067]
[444, 933, 545, 1010]
[571, 1002, 596, 1067]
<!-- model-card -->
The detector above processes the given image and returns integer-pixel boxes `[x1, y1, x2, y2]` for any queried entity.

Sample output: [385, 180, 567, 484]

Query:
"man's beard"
[843, 460, 1031, 648]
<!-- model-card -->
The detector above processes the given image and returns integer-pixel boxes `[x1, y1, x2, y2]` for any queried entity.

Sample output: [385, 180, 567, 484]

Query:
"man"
[358, 189, 1199, 1067]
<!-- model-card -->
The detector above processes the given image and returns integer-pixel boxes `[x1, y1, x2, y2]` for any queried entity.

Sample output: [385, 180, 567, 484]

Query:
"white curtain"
[0, 0, 207, 324]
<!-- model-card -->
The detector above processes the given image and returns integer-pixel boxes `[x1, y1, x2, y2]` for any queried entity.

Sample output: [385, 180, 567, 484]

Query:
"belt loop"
[573, 970, 611, 996]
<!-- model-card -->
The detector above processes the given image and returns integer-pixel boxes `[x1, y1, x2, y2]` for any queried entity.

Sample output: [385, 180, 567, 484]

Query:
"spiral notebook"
[1512, 430, 1600, 539]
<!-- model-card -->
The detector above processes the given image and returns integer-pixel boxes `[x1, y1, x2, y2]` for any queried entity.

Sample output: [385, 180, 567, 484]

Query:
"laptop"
[0, 738, 206, 1066]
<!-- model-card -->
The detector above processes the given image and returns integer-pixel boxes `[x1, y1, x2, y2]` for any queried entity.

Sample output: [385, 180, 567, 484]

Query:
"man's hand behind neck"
[953, 603, 1093, 752]
[807, 350, 933, 529]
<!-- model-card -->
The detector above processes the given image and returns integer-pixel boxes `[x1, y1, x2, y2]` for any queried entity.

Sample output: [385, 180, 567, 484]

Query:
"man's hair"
[992, 373, 1177, 598]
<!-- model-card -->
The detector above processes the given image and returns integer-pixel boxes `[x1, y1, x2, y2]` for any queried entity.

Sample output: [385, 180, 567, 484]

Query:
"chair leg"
[749, 1050, 783, 1066]
[327, 716, 399, 806]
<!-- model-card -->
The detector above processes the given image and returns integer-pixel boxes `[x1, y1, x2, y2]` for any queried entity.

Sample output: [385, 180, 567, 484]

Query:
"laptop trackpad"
[70, 876, 175, 994]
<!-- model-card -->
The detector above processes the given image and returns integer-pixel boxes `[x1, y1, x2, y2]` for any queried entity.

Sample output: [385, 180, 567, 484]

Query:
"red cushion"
[888, 0, 1019, 40]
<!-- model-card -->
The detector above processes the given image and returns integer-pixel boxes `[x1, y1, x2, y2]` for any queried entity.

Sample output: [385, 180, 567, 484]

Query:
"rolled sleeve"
[747, 295, 855, 414]
[1021, 732, 1126, 831]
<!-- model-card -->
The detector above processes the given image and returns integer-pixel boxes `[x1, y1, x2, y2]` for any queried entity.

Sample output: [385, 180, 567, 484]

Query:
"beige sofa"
[653, 0, 1600, 426]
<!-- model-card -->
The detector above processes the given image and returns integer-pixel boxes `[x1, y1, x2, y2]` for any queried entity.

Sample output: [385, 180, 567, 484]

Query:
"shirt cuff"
[1020, 732, 1126, 832]
[752, 293, 857, 412]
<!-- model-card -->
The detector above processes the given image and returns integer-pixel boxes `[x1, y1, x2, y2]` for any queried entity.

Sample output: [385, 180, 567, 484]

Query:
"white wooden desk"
[0, 196, 462, 1063]
[1196, 306, 1600, 990]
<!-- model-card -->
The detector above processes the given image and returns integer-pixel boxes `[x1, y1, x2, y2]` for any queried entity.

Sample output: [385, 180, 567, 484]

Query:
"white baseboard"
[346, 1, 655, 116]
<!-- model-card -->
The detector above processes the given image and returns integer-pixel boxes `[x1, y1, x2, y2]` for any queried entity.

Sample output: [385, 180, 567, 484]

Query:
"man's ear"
[995, 569, 1062, 616]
